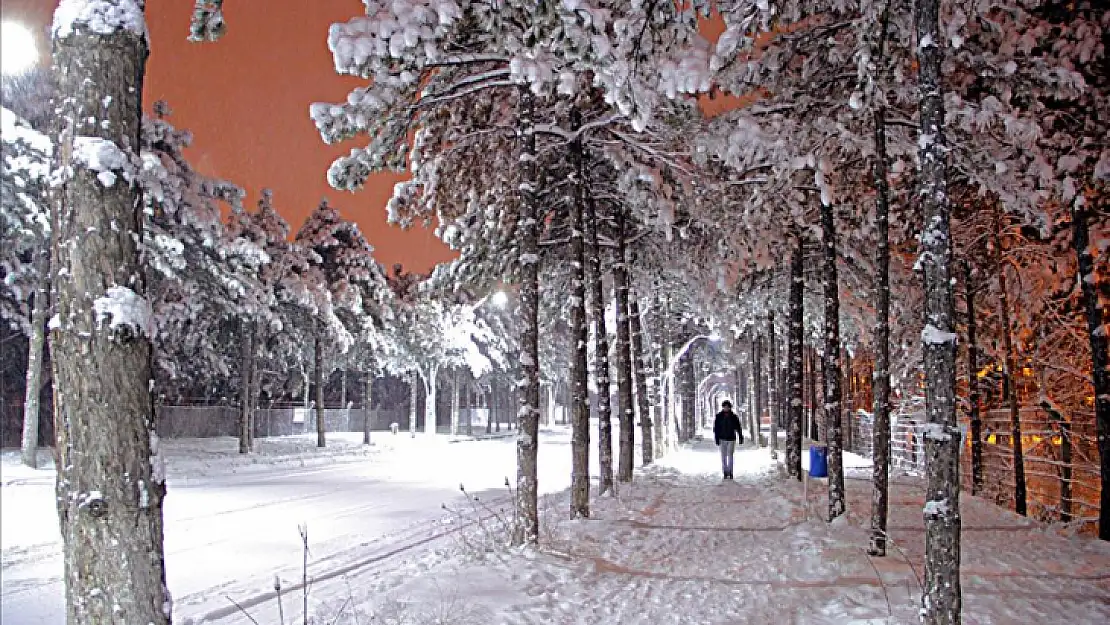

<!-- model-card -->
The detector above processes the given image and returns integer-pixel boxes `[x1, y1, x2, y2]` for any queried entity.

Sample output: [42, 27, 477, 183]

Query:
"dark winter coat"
[713, 410, 744, 445]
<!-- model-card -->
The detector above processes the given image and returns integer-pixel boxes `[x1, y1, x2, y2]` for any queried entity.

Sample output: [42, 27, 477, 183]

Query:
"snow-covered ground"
[3, 430, 1109, 624]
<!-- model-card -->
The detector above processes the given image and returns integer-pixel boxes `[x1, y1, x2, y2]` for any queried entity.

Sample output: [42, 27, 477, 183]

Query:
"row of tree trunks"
[962, 261, 982, 495]
[585, 186, 614, 496]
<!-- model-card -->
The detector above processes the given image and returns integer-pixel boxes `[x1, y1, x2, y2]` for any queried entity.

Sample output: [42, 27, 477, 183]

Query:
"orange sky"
[4, 0, 453, 273]
[3, 2, 735, 272]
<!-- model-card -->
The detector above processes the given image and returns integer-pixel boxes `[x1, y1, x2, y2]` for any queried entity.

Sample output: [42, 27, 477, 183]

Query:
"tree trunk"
[630, 298, 653, 465]
[585, 185, 614, 496]
[1071, 196, 1110, 540]
[994, 217, 1027, 517]
[340, 368, 347, 410]
[451, 369, 461, 436]
[869, 104, 895, 555]
[50, 10, 170, 622]
[424, 366, 438, 436]
[239, 320, 254, 454]
[753, 333, 763, 447]
[820, 200, 846, 521]
[512, 88, 541, 546]
[409, 370, 418, 437]
[963, 260, 982, 495]
[768, 311, 779, 456]
[660, 339, 674, 454]
[679, 351, 697, 443]
[808, 347, 820, 440]
[314, 331, 326, 447]
[364, 372, 373, 444]
[787, 232, 805, 479]
[844, 349, 853, 453]
[569, 122, 591, 517]
[914, 0, 963, 617]
[613, 210, 635, 482]
[21, 249, 49, 468]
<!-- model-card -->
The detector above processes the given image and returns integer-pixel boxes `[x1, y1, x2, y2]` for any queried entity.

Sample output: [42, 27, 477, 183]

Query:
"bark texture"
[678, 351, 696, 442]
[512, 89, 541, 546]
[821, 200, 846, 521]
[963, 261, 982, 495]
[768, 312, 779, 455]
[613, 211, 635, 482]
[1071, 195, 1110, 540]
[239, 321, 255, 454]
[869, 93, 894, 557]
[50, 9, 171, 622]
[364, 373, 373, 444]
[21, 248, 48, 468]
[569, 120, 591, 518]
[915, 0, 964, 618]
[994, 223, 1027, 516]
[314, 331, 325, 447]
[630, 298, 653, 465]
[786, 232, 805, 480]
[586, 192, 614, 495]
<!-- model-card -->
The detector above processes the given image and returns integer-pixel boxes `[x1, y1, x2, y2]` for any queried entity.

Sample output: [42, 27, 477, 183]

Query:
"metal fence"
[850, 401, 1102, 531]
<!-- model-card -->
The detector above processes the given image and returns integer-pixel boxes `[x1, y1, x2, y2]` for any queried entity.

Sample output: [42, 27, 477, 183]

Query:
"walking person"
[713, 400, 744, 479]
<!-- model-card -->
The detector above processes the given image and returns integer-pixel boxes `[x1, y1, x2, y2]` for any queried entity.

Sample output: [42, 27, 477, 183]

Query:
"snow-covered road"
[1, 429, 590, 625]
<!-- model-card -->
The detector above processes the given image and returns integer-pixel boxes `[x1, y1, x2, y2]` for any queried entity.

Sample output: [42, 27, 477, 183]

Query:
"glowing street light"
[1, 22, 38, 76]
[490, 290, 509, 309]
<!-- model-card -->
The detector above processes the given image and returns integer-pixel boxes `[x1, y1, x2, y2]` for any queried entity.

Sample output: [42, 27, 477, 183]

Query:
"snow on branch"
[73, 136, 134, 188]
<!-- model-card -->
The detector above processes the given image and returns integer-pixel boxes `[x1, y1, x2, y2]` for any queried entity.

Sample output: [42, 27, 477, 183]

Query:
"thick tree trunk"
[569, 121, 591, 518]
[995, 219, 1027, 517]
[915, 0, 963, 618]
[585, 189, 614, 496]
[787, 233, 805, 480]
[239, 321, 254, 454]
[21, 250, 48, 468]
[962, 261, 982, 495]
[630, 298, 653, 465]
[50, 9, 170, 622]
[768, 311, 779, 456]
[364, 373, 373, 445]
[820, 200, 846, 521]
[869, 101, 894, 556]
[613, 211, 635, 482]
[314, 331, 325, 447]
[1071, 198, 1110, 540]
[660, 339, 674, 454]
[512, 88, 541, 546]
[808, 347, 820, 441]
[409, 370, 418, 437]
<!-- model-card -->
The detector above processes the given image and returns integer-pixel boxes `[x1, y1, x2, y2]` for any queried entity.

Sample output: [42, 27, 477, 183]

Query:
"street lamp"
[490, 290, 508, 309]
[1, 22, 38, 76]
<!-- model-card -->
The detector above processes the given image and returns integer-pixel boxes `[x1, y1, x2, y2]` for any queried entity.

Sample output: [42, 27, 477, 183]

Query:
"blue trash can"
[809, 444, 828, 478]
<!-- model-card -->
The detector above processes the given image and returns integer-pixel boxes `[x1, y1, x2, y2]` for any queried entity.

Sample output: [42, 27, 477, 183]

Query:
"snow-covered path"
[0, 430, 587, 625]
[244, 439, 1110, 625]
